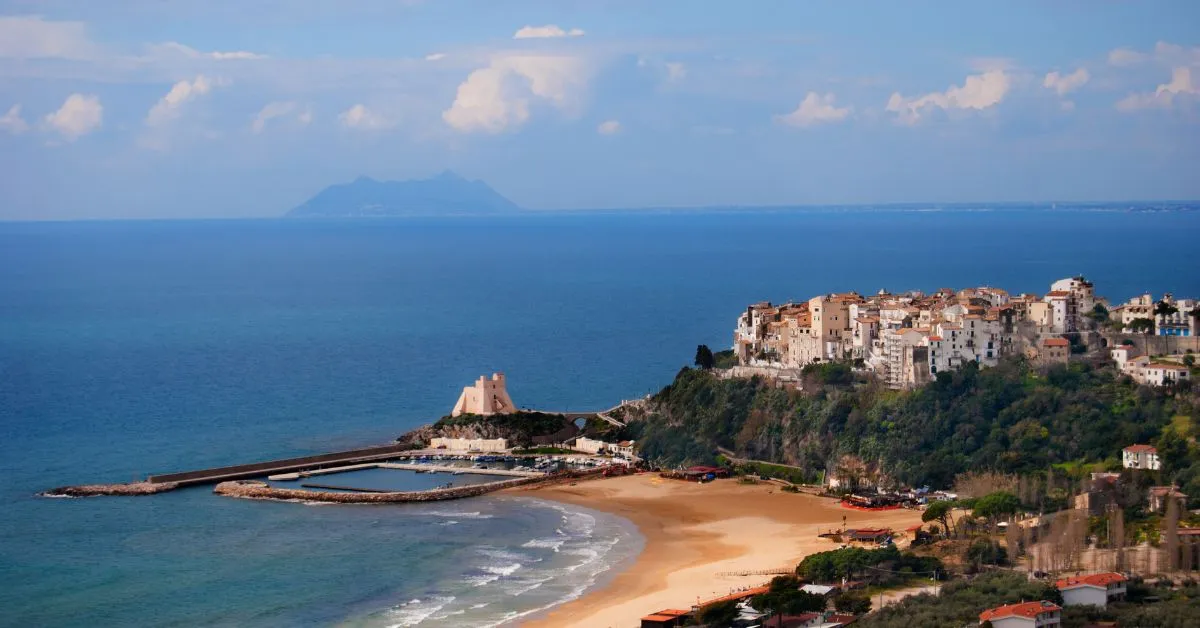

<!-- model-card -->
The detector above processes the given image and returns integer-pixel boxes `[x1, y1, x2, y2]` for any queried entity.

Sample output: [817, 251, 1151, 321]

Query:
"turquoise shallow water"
[2, 208, 1198, 626]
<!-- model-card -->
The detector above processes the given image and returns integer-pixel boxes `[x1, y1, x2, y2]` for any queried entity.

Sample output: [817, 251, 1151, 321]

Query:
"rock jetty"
[41, 482, 179, 497]
[213, 475, 548, 503]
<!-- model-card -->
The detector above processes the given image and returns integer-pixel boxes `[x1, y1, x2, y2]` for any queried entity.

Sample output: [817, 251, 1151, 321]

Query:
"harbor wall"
[213, 468, 605, 503]
[146, 443, 418, 485]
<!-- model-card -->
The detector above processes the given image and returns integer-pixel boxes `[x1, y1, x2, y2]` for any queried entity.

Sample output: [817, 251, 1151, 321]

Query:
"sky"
[0, 1, 1198, 220]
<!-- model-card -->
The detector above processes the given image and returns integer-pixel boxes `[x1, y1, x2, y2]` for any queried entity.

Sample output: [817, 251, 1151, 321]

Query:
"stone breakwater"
[213, 469, 607, 504]
[41, 482, 180, 497]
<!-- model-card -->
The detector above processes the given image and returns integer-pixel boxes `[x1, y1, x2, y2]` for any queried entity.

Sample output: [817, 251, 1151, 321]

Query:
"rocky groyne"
[41, 482, 180, 498]
[213, 468, 610, 504]
[215, 475, 545, 503]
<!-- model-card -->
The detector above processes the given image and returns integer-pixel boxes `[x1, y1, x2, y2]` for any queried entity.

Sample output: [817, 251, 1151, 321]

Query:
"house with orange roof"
[1039, 337, 1070, 365]
[978, 600, 1061, 627]
[1122, 444, 1160, 470]
[1055, 572, 1126, 608]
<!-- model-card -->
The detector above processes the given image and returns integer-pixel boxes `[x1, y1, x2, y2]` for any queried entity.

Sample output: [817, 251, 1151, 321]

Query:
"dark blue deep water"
[2, 209, 1198, 626]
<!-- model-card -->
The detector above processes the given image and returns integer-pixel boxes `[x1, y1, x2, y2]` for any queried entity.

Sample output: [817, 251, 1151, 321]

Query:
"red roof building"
[1055, 573, 1127, 608]
[978, 600, 1062, 626]
[640, 608, 691, 628]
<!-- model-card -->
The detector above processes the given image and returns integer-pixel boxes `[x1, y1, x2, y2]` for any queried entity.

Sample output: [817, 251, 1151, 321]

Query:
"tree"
[922, 500, 957, 538]
[1156, 428, 1190, 477]
[973, 491, 1021, 529]
[833, 592, 872, 614]
[1155, 300, 1179, 318]
[1128, 317, 1156, 335]
[752, 576, 826, 622]
[965, 538, 1008, 567]
[695, 344, 715, 370]
[1184, 354, 1195, 368]
[695, 600, 739, 627]
[1087, 303, 1110, 323]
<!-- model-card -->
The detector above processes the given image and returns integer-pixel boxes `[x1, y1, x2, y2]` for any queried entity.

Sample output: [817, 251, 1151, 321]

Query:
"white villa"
[1055, 573, 1127, 609]
[978, 601, 1061, 628]
[1122, 444, 1161, 471]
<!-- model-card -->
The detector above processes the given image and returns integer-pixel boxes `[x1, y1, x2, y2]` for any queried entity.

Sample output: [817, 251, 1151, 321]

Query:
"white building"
[1051, 276, 1095, 321]
[885, 328, 929, 389]
[1045, 291, 1071, 333]
[1122, 444, 1160, 471]
[1111, 347, 1189, 387]
[1155, 296, 1196, 336]
[429, 437, 508, 452]
[573, 436, 610, 454]
[451, 373, 517, 417]
[1141, 362, 1190, 387]
[1055, 573, 1127, 609]
[978, 601, 1062, 628]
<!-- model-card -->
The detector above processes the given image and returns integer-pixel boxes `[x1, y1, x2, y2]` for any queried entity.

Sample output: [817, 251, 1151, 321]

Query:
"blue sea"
[2, 207, 1198, 627]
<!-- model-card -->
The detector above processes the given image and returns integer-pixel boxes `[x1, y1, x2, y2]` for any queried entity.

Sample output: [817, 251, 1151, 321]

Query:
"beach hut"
[640, 608, 691, 628]
[845, 528, 892, 544]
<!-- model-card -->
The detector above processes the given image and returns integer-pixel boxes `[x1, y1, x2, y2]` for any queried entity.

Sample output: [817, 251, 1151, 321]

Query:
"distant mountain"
[286, 171, 521, 217]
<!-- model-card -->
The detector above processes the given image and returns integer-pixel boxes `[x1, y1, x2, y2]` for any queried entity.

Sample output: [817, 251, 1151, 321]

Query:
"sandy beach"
[518, 474, 924, 628]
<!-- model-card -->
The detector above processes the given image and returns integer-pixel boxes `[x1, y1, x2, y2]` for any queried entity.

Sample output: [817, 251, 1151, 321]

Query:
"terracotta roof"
[979, 601, 1062, 622]
[1056, 572, 1127, 590]
[1046, 291, 1071, 297]
[1147, 362, 1188, 370]
[928, 336, 943, 341]
[1124, 444, 1157, 453]
[641, 609, 691, 621]
[762, 614, 821, 628]
[697, 585, 769, 606]
[1043, 338, 1070, 347]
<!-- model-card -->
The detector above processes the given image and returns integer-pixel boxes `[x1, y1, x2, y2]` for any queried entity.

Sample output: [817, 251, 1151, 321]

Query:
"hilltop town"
[732, 276, 1196, 389]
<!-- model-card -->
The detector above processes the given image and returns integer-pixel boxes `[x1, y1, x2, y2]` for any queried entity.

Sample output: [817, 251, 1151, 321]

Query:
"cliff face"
[397, 412, 579, 448]
[630, 360, 1193, 490]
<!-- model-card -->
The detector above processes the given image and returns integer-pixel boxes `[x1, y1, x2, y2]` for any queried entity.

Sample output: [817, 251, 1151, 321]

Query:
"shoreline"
[514, 474, 924, 628]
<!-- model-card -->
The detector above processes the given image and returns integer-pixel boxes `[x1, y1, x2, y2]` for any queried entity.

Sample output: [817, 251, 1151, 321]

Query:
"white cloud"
[42, 93, 102, 140]
[1153, 41, 1200, 67]
[1108, 47, 1147, 67]
[776, 92, 851, 128]
[252, 101, 312, 133]
[442, 55, 588, 133]
[513, 25, 585, 39]
[145, 75, 222, 126]
[338, 104, 394, 130]
[425, 52, 446, 62]
[0, 105, 29, 134]
[149, 41, 265, 61]
[0, 15, 95, 59]
[886, 70, 1011, 124]
[597, 119, 621, 135]
[1116, 66, 1198, 112]
[1043, 68, 1090, 96]
[1109, 41, 1200, 68]
[665, 62, 687, 83]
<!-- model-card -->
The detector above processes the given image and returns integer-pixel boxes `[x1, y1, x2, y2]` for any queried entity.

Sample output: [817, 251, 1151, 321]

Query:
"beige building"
[1040, 337, 1070, 365]
[451, 373, 517, 417]
[430, 437, 508, 452]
